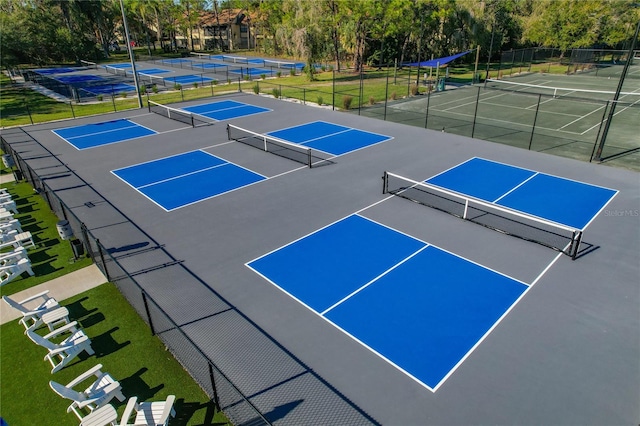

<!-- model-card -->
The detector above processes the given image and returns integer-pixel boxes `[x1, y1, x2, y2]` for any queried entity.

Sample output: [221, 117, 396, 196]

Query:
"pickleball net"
[227, 124, 333, 168]
[148, 100, 212, 128]
[383, 171, 583, 259]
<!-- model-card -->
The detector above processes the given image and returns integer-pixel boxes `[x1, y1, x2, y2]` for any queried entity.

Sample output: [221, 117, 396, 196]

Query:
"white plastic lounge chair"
[26, 321, 94, 373]
[49, 364, 125, 420]
[2, 289, 59, 330]
[0, 218, 22, 234]
[119, 395, 176, 426]
[0, 247, 28, 267]
[0, 258, 34, 286]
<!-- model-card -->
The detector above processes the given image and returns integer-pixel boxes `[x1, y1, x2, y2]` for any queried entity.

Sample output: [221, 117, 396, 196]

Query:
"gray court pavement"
[3, 91, 638, 425]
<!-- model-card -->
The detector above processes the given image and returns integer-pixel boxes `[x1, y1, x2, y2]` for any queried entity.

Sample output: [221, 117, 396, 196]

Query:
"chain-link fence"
[0, 127, 380, 426]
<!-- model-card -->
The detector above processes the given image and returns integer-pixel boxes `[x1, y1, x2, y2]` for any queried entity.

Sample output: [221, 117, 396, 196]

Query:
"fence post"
[471, 86, 482, 138]
[208, 363, 221, 411]
[141, 292, 156, 335]
[528, 94, 542, 150]
[384, 64, 390, 121]
[96, 239, 110, 282]
[590, 100, 611, 162]
[332, 69, 335, 111]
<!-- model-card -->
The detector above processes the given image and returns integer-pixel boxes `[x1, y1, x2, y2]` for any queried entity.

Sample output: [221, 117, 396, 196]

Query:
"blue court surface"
[160, 58, 192, 65]
[183, 100, 270, 121]
[229, 67, 274, 76]
[103, 63, 131, 69]
[165, 74, 215, 85]
[52, 119, 156, 150]
[82, 83, 137, 95]
[112, 150, 266, 211]
[190, 62, 227, 70]
[35, 67, 79, 75]
[267, 121, 392, 156]
[426, 158, 618, 230]
[55, 75, 104, 84]
[138, 68, 172, 75]
[248, 214, 527, 390]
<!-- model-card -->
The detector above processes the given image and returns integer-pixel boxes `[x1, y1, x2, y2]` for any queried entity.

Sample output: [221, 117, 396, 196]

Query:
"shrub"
[120, 91, 127, 98]
[321, 65, 326, 72]
[276, 71, 282, 78]
[244, 75, 251, 81]
[410, 84, 419, 96]
[342, 95, 353, 110]
[212, 79, 218, 85]
[390, 91, 397, 100]
[152, 85, 159, 93]
[317, 96, 323, 105]
[193, 82, 199, 88]
[173, 83, 182, 91]
[369, 96, 375, 105]
[272, 87, 281, 98]
[289, 68, 296, 76]
[253, 83, 260, 94]
[227, 78, 231, 85]
[96, 94, 103, 101]
[260, 73, 266, 80]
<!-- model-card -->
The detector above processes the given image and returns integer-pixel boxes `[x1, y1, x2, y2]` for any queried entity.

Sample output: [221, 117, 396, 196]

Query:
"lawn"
[0, 282, 229, 425]
[0, 181, 93, 297]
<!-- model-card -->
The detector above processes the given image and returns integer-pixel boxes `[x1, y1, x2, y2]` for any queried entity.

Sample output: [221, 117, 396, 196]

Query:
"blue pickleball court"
[426, 157, 618, 230]
[165, 74, 214, 85]
[112, 150, 266, 211]
[183, 100, 271, 121]
[267, 121, 392, 156]
[52, 119, 156, 150]
[248, 214, 527, 391]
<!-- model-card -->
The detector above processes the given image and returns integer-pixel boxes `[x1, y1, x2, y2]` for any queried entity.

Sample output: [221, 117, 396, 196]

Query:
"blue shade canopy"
[403, 50, 474, 67]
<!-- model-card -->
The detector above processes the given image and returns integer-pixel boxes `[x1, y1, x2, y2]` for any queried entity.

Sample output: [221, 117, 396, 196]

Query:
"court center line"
[65, 123, 141, 140]
[492, 172, 539, 203]
[297, 128, 353, 145]
[557, 104, 606, 131]
[320, 245, 430, 316]
[136, 162, 229, 189]
[194, 103, 249, 115]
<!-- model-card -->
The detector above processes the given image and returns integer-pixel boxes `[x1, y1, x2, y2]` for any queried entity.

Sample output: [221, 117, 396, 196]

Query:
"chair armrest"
[66, 364, 103, 387]
[119, 397, 138, 426]
[17, 290, 51, 305]
[47, 335, 89, 356]
[43, 321, 79, 340]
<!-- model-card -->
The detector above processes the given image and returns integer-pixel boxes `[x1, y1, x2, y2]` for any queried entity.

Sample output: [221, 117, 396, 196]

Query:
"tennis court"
[8, 90, 637, 425]
[112, 150, 266, 211]
[365, 74, 640, 164]
[52, 119, 156, 149]
[248, 214, 528, 391]
[267, 120, 392, 155]
[182, 100, 271, 121]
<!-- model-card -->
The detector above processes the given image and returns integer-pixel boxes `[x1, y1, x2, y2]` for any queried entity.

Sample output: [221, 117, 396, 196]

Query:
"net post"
[382, 172, 389, 194]
[262, 136, 267, 151]
[226, 124, 230, 141]
[463, 199, 469, 219]
[147, 100, 151, 112]
[307, 148, 312, 168]
[191, 114, 195, 128]
[570, 231, 582, 260]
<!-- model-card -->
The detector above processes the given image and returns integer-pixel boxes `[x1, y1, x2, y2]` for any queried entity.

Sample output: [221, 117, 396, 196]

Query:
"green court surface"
[359, 72, 640, 171]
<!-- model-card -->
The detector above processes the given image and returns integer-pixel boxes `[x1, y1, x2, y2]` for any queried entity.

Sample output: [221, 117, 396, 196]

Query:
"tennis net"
[382, 171, 583, 259]
[263, 59, 299, 69]
[227, 124, 332, 168]
[80, 60, 97, 70]
[485, 78, 640, 103]
[148, 100, 211, 127]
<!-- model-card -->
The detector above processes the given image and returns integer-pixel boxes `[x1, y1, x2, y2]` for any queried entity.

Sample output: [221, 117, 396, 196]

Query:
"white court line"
[63, 123, 141, 140]
[557, 104, 606, 131]
[492, 173, 539, 203]
[137, 163, 228, 189]
[320, 245, 430, 316]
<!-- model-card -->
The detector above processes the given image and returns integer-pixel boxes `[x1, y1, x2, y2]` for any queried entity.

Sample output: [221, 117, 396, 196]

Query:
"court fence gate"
[1, 127, 379, 426]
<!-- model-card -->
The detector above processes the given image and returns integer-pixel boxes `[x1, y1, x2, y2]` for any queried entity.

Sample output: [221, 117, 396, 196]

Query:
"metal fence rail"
[0, 127, 379, 426]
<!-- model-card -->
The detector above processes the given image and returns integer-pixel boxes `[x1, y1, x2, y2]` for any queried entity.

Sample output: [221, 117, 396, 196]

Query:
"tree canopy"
[0, 0, 637, 69]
